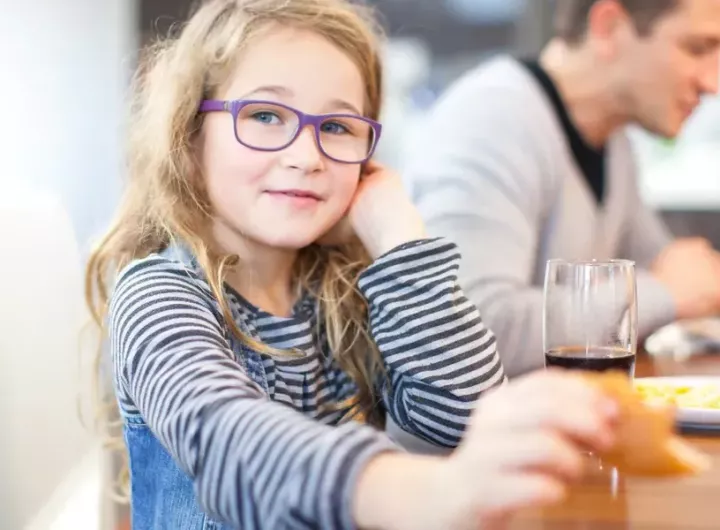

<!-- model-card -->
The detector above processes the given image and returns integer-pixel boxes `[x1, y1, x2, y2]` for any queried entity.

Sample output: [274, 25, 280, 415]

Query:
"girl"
[86, 0, 618, 529]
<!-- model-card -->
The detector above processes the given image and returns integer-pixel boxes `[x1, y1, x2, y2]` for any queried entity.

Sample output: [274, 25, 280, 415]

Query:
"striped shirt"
[110, 237, 505, 529]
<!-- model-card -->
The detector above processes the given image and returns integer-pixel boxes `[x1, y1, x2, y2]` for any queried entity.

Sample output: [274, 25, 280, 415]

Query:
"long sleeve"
[358, 238, 506, 447]
[401, 66, 556, 378]
[617, 150, 676, 336]
[110, 257, 397, 529]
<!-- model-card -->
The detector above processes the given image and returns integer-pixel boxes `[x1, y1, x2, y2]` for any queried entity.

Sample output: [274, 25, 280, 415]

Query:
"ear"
[587, 0, 635, 59]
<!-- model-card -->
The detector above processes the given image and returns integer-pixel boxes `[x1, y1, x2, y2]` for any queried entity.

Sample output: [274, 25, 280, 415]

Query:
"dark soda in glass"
[545, 346, 635, 377]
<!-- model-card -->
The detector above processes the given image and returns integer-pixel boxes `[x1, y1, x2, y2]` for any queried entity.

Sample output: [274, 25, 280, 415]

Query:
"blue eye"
[251, 111, 282, 124]
[320, 121, 349, 135]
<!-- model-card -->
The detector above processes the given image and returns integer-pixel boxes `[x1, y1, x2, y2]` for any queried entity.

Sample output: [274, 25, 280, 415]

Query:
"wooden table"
[512, 352, 720, 529]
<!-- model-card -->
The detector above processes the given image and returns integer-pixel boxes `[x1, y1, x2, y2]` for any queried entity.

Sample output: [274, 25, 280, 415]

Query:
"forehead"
[220, 26, 366, 113]
[656, 0, 720, 36]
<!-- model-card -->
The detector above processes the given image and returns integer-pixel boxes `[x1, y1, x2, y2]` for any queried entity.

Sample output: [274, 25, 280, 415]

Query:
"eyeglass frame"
[198, 99, 383, 165]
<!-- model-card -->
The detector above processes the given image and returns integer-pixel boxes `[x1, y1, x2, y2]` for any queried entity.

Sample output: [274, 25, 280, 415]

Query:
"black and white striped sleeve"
[358, 238, 506, 447]
[110, 256, 397, 529]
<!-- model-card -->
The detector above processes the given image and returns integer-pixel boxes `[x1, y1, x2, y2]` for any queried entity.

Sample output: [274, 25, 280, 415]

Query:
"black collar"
[520, 59, 606, 205]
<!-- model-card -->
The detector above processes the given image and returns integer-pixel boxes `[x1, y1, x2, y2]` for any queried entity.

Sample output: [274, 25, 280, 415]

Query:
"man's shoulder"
[422, 55, 561, 151]
[465, 55, 531, 83]
[422, 55, 557, 144]
[439, 55, 544, 107]
[402, 55, 563, 202]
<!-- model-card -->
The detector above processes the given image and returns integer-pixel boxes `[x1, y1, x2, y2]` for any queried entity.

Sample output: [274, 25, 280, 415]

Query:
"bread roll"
[584, 372, 710, 477]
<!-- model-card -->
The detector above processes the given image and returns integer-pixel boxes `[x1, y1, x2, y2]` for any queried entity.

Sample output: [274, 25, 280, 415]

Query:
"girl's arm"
[111, 256, 397, 529]
[358, 238, 506, 447]
[353, 371, 618, 530]
[114, 258, 616, 530]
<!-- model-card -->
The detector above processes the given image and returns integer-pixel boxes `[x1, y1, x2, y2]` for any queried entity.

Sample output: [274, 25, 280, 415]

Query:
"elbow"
[391, 382, 483, 448]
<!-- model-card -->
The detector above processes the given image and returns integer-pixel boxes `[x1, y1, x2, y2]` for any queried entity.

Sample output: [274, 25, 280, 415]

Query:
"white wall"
[0, 188, 101, 530]
[0, 0, 138, 528]
[631, 93, 720, 211]
[0, 0, 138, 249]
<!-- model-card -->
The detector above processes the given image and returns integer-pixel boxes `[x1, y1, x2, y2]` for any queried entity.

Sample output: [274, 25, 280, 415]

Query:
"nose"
[280, 125, 324, 173]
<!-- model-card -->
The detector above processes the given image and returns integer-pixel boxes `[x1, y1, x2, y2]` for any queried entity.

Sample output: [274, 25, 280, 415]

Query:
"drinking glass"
[543, 259, 637, 492]
[543, 259, 638, 493]
[543, 259, 638, 377]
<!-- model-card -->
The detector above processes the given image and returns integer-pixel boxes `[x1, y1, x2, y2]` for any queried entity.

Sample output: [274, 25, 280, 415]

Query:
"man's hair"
[554, 0, 679, 44]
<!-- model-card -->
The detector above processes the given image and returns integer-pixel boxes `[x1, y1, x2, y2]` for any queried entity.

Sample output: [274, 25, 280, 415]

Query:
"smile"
[264, 189, 323, 205]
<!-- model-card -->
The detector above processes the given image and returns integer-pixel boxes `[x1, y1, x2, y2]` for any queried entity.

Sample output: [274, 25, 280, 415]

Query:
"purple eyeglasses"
[198, 99, 382, 164]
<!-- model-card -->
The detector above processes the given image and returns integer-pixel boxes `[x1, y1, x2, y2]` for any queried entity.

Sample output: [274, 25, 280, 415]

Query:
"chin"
[261, 232, 321, 250]
[661, 117, 685, 138]
[644, 110, 686, 139]
[641, 119, 682, 140]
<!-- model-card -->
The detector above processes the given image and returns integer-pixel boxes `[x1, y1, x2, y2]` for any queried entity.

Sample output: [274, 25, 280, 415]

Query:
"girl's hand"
[436, 370, 618, 528]
[347, 161, 426, 258]
[355, 370, 618, 530]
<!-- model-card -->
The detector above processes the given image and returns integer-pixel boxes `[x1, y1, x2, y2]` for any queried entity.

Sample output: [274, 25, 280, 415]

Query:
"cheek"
[202, 131, 275, 209]
[665, 49, 693, 89]
[327, 167, 360, 216]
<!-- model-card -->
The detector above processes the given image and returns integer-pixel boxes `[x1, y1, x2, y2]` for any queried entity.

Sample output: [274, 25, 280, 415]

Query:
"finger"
[522, 394, 615, 451]
[474, 513, 513, 530]
[481, 372, 617, 450]
[507, 473, 567, 507]
[708, 252, 720, 273]
[494, 432, 585, 481]
[679, 236, 707, 249]
[360, 160, 383, 179]
[362, 159, 382, 173]
[525, 370, 618, 416]
[694, 237, 711, 249]
[482, 473, 567, 516]
[360, 161, 402, 186]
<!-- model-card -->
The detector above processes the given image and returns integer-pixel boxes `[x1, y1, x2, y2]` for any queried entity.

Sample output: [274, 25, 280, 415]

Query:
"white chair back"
[0, 184, 105, 529]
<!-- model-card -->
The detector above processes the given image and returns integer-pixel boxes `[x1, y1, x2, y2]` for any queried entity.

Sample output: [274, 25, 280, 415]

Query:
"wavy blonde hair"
[85, 0, 386, 497]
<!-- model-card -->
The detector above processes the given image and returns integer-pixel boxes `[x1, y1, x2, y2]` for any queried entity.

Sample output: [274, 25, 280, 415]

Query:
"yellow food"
[635, 381, 720, 409]
[582, 372, 710, 477]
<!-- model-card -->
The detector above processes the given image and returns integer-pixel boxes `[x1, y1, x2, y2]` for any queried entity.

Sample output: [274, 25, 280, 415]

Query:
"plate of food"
[645, 318, 720, 359]
[634, 376, 720, 426]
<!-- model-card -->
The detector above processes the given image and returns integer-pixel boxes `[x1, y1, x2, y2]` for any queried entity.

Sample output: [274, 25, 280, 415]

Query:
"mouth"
[265, 189, 323, 202]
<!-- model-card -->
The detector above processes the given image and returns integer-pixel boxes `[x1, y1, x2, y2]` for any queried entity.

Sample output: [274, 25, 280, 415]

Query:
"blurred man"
[403, 0, 720, 377]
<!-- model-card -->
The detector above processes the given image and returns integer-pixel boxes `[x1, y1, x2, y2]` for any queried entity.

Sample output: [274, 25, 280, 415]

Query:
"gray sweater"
[403, 56, 676, 378]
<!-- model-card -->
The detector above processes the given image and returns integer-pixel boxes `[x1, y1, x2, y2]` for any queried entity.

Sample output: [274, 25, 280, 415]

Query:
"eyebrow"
[684, 35, 720, 48]
[239, 85, 363, 115]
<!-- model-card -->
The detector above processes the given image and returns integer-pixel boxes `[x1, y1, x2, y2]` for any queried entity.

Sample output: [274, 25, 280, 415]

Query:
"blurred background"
[2, 0, 720, 528]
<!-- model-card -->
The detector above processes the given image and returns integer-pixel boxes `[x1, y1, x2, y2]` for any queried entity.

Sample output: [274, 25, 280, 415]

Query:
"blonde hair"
[85, 0, 385, 498]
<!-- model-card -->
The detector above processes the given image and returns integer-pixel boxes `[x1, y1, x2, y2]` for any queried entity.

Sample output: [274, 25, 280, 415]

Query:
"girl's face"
[199, 26, 368, 253]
